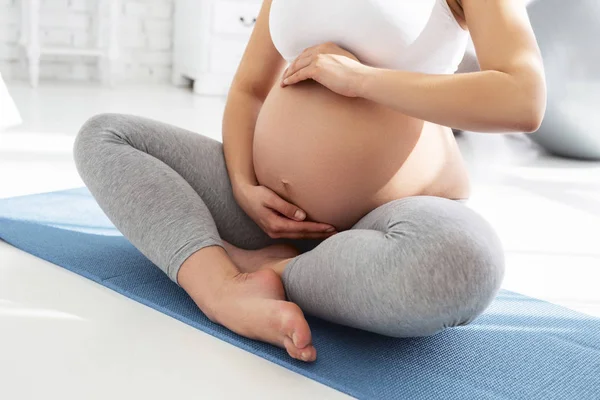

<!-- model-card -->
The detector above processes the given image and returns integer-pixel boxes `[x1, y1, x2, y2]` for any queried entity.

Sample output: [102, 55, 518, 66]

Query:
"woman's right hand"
[235, 183, 338, 239]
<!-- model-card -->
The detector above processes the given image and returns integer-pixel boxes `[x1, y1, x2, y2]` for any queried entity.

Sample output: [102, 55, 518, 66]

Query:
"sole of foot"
[209, 268, 316, 362]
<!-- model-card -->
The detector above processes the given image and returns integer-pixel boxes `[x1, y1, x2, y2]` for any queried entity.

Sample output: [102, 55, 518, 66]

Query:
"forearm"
[222, 88, 263, 194]
[356, 67, 546, 133]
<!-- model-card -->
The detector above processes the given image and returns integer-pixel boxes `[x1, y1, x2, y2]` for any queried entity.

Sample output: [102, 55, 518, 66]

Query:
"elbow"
[518, 103, 545, 133]
[506, 87, 547, 134]
[495, 101, 545, 133]
[515, 74, 547, 133]
[491, 68, 547, 133]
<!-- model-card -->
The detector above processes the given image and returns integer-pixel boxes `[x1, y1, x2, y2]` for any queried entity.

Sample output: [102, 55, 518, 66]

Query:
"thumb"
[267, 193, 306, 221]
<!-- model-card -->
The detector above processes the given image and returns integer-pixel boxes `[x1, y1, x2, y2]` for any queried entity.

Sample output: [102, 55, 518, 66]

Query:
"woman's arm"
[222, 90, 262, 190]
[222, 0, 286, 194]
[356, 0, 547, 133]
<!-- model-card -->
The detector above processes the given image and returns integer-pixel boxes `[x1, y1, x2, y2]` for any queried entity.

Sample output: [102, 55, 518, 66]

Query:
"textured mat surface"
[1, 187, 599, 400]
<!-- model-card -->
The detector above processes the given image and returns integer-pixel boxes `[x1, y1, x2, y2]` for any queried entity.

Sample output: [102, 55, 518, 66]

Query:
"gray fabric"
[73, 113, 505, 338]
[283, 196, 505, 337]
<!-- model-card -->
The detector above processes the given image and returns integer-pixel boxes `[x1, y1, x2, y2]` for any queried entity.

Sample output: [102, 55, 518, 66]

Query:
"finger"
[266, 193, 307, 221]
[282, 47, 312, 79]
[275, 217, 337, 234]
[277, 231, 338, 240]
[283, 65, 317, 86]
[282, 56, 315, 85]
[281, 57, 311, 86]
[283, 54, 313, 81]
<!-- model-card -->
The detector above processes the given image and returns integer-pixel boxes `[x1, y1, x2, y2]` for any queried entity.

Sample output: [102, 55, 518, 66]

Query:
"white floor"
[1, 82, 599, 400]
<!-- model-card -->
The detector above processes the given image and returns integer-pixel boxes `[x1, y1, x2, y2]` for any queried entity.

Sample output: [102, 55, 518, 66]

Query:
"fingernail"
[325, 227, 335, 232]
[283, 78, 289, 84]
[292, 333, 299, 347]
[301, 351, 309, 361]
[294, 210, 306, 220]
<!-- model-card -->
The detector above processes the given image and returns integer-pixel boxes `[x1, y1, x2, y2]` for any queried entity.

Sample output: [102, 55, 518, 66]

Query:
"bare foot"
[207, 268, 316, 362]
[222, 242, 299, 273]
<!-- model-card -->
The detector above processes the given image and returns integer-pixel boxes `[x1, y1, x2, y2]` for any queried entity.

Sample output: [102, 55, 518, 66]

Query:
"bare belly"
[253, 80, 471, 230]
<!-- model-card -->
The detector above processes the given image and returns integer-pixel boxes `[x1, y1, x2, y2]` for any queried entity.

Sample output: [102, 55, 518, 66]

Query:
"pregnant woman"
[73, 0, 546, 362]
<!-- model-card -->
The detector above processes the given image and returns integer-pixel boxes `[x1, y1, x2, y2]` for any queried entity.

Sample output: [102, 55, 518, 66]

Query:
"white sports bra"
[269, 0, 469, 74]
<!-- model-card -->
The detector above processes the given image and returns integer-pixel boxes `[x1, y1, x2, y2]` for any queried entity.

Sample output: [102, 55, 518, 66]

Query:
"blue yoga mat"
[1, 187, 599, 399]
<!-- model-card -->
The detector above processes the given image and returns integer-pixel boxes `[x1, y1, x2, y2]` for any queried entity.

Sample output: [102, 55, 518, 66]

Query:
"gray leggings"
[73, 113, 505, 338]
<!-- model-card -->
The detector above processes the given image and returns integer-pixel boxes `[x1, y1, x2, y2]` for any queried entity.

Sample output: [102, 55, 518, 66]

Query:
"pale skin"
[177, 0, 547, 363]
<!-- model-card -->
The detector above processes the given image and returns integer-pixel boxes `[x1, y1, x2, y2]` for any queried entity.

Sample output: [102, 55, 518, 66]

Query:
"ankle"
[177, 245, 241, 320]
[262, 257, 293, 277]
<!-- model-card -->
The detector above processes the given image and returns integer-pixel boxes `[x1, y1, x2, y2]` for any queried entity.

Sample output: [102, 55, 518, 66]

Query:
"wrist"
[354, 64, 377, 99]
[231, 178, 255, 201]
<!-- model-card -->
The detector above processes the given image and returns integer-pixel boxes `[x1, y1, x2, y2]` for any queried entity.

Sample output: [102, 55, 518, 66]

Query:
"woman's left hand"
[280, 42, 369, 98]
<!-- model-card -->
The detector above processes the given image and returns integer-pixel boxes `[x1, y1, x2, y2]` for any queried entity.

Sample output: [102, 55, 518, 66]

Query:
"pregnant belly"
[253, 80, 469, 230]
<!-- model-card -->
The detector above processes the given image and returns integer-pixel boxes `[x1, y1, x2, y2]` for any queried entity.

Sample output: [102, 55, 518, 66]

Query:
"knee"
[385, 225, 505, 338]
[425, 226, 506, 335]
[454, 218, 505, 322]
[77, 113, 123, 139]
[73, 113, 123, 166]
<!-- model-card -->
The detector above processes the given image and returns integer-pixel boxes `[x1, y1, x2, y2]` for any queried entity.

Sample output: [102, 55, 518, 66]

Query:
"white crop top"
[269, 0, 469, 74]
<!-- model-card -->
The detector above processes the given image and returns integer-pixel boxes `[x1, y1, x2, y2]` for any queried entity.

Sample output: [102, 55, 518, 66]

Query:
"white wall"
[0, 0, 174, 83]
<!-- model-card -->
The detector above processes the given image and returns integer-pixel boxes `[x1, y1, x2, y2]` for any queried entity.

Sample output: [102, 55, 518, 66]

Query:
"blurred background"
[1, 0, 599, 399]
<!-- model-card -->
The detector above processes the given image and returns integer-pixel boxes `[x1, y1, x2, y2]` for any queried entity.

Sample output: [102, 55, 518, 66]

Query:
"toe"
[278, 302, 316, 361]
[283, 337, 317, 362]
[280, 302, 312, 349]
[297, 344, 317, 362]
